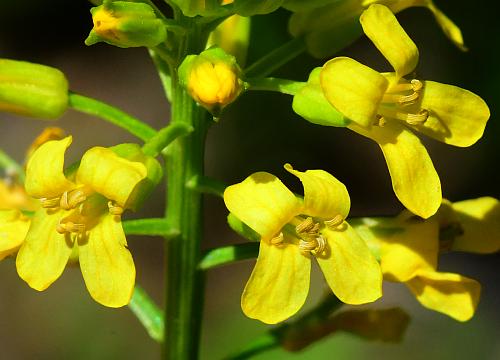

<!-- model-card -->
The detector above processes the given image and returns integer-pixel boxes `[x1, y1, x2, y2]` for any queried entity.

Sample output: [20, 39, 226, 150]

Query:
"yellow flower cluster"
[0, 131, 156, 308]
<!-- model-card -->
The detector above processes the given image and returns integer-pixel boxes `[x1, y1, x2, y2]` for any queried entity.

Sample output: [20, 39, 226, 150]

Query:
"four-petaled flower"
[16, 136, 148, 307]
[320, 4, 490, 219]
[224, 164, 382, 324]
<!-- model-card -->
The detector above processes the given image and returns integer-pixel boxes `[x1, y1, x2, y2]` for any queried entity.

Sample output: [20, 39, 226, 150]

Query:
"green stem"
[0, 149, 25, 182]
[244, 36, 306, 78]
[123, 218, 180, 238]
[142, 122, 193, 157]
[247, 77, 305, 96]
[68, 92, 157, 141]
[128, 285, 164, 342]
[163, 22, 209, 358]
[186, 175, 226, 198]
[199, 242, 259, 270]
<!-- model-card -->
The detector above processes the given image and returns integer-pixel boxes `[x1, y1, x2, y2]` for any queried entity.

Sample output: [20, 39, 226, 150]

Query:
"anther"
[40, 197, 60, 208]
[405, 109, 429, 125]
[108, 201, 124, 215]
[374, 115, 387, 127]
[271, 232, 284, 245]
[299, 236, 326, 254]
[410, 79, 423, 92]
[325, 215, 344, 229]
[60, 189, 88, 210]
[296, 217, 320, 236]
[56, 221, 85, 234]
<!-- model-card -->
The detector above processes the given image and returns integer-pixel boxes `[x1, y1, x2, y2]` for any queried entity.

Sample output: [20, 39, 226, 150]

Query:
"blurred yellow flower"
[320, 4, 489, 219]
[224, 164, 382, 324]
[16, 136, 147, 307]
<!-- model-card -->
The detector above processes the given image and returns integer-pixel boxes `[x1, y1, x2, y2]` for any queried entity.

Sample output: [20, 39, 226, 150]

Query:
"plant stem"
[244, 36, 306, 78]
[247, 77, 305, 96]
[129, 285, 164, 343]
[68, 92, 157, 141]
[0, 148, 25, 182]
[163, 22, 209, 357]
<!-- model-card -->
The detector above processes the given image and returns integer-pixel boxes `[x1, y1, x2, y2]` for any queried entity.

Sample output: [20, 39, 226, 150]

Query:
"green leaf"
[233, 0, 284, 16]
[170, 0, 229, 17]
[292, 67, 349, 127]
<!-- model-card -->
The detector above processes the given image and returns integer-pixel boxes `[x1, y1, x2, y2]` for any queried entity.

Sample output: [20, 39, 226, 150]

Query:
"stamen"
[405, 110, 429, 125]
[325, 215, 344, 229]
[410, 79, 423, 92]
[60, 188, 89, 210]
[374, 115, 387, 127]
[56, 221, 85, 234]
[271, 232, 284, 245]
[295, 217, 319, 235]
[378, 108, 429, 125]
[299, 236, 326, 254]
[40, 197, 60, 208]
[108, 201, 124, 215]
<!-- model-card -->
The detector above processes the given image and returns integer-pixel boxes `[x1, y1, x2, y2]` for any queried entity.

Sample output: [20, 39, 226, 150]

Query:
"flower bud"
[179, 47, 245, 114]
[0, 59, 68, 119]
[85, 0, 167, 48]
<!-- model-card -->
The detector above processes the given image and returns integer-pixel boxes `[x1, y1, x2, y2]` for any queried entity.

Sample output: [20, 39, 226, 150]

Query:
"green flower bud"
[109, 143, 163, 211]
[0, 59, 68, 119]
[85, 0, 167, 48]
[179, 47, 245, 114]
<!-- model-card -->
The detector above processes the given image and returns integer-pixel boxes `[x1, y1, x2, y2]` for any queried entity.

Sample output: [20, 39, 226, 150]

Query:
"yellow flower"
[16, 136, 147, 307]
[224, 164, 382, 324]
[363, 212, 481, 321]
[0, 209, 30, 261]
[435, 197, 500, 254]
[320, 4, 490, 219]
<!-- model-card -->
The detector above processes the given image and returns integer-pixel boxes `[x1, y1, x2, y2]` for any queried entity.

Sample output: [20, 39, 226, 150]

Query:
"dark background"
[0, 0, 498, 359]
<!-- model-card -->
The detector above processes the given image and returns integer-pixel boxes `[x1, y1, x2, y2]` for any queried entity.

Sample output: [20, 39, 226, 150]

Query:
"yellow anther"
[299, 236, 326, 254]
[108, 201, 124, 215]
[60, 188, 89, 210]
[295, 217, 319, 235]
[40, 197, 60, 208]
[379, 107, 429, 126]
[271, 232, 284, 245]
[374, 115, 387, 127]
[56, 221, 85, 234]
[410, 79, 423, 92]
[405, 109, 429, 125]
[325, 214, 344, 229]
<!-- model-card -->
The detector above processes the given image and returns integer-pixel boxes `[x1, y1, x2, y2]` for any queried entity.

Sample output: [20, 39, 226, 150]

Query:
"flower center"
[376, 79, 429, 126]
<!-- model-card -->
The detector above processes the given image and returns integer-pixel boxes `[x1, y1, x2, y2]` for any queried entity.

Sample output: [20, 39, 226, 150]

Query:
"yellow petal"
[451, 197, 500, 254]
[378, 219, 439, 282]
[0, 180, 37, 211]
[25, 136, 74, 199]
[360, 4, 419, 78]
[241, 239, 311, 324]
[406, 270, 481, 322]
[78, 212, 135, 307]
[412, 81, 490, 147]
[16, 209, 73, 290]
[349, 121, 441, 218]
[321, 57, 388, 128]
[76, 147, 147, 207]
[317, 223, 382, 304]
[424, 1, 466, 51]
[223, 172, 302, 242]
[0, 210, 31, 260]
[284, 164, 350, 220]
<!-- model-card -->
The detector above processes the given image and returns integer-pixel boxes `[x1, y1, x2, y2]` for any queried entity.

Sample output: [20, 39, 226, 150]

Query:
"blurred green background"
[0, 0, 498, 359]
